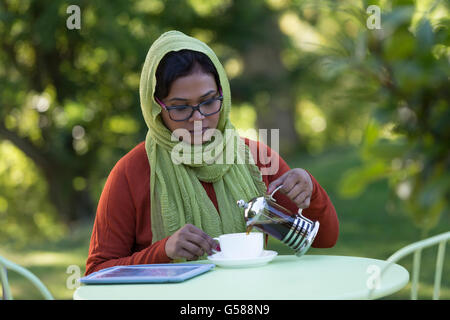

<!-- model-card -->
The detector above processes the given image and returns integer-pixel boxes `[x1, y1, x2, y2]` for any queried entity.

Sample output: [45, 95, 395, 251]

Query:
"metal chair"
[0, 255, 54, 300]
[371, 231, 449, 300]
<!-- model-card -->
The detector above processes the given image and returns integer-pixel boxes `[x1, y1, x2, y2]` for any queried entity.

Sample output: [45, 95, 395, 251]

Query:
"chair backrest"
[372, 231, 449, 300]
[0, 255, 54, 300]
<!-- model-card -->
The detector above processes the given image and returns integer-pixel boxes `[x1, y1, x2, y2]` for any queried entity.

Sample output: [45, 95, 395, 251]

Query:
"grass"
[1, 145, 449, 300]
[0, 220, 92, 300]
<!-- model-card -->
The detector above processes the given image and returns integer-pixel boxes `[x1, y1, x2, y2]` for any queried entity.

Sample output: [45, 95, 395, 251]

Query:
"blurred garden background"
[0, 0, 448, 299]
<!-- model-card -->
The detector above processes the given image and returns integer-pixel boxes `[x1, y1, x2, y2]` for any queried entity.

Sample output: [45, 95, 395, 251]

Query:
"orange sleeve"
[85, 156, 171, 276]
[245, 138, 339, 248]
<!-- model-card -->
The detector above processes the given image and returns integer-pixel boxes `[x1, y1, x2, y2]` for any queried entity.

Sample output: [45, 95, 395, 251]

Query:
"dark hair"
[154, 49, 221, 100]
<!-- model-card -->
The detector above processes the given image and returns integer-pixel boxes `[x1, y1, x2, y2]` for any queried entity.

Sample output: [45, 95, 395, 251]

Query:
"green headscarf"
[139, 30, 267, 244]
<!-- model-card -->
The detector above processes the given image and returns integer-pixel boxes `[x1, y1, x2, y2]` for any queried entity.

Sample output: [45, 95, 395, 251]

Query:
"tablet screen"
[94, 266, 198, 279]
[80, 263, 215, 284]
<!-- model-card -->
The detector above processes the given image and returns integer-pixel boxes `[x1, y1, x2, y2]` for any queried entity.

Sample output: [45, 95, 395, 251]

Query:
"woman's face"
[159, 70, 221, 145]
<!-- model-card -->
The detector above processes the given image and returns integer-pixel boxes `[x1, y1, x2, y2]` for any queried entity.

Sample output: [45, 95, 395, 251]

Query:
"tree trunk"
[44, 165, 95, 224]
[0, 122, 94, 224]
[240, 16, 300, 156]
[256, 94, 300, 156]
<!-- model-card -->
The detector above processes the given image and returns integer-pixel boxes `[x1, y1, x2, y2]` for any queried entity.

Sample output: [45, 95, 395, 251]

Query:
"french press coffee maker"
[237, 185, 319, 257]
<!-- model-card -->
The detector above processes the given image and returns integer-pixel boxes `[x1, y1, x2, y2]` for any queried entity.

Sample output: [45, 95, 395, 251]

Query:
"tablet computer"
[80, 263, 215, 284]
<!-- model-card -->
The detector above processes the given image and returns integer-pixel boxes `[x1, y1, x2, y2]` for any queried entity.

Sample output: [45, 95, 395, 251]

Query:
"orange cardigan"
[85, 138, 339, 275]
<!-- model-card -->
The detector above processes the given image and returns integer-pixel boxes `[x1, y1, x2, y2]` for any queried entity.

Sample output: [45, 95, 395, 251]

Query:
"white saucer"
[207, 250, 278, 268]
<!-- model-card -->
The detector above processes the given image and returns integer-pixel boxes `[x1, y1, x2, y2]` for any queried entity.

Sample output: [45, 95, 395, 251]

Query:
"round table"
[73, 255, 409, 300]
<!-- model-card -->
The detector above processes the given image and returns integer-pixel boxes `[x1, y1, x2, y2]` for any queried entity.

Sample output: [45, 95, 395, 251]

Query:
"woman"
[85, 31, 339, 275]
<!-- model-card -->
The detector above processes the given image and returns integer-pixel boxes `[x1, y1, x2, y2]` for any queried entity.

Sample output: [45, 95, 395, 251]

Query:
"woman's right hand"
[165, 224, 218, 261]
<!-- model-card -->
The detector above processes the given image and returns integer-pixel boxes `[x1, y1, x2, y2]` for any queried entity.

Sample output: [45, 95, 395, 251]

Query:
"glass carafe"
[237, 185, 319, 257]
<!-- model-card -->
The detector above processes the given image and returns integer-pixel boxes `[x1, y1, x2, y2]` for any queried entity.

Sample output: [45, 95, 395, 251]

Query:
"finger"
[281, 173, 299, 195]
[200, 233, 219, 253]
[297, 196, 311, 209]
[182, 240, 205, 258]
[267, 171, 290, 194]
[301, 170, 314, 192]
[187, 256, 199, 261]
[184, 224, 219, 253]
[185, 224, 217, 253]
[186, 232, 214, 255]
[267, 179, 282, 195]
[286, 182, 304, 200]
[177, 248, 197, 261]
[300, 196, 311, 209]
[293, 191, 309, 208]
[184, 223, 199, 233]
[299, 173, 313, 192]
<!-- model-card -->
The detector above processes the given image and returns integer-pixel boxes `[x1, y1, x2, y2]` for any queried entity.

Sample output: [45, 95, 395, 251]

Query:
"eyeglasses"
[155, 88, 223, 122]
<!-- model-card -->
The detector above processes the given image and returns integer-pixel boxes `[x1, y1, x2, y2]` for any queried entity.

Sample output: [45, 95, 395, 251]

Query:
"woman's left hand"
[266, 168, 313, 209]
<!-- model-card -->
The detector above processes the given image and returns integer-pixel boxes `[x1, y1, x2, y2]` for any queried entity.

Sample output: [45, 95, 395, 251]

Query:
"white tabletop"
[74, 255, 409, 300]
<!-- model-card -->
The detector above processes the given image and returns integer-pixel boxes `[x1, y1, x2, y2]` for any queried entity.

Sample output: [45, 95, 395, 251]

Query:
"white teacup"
[213, 232, 263, 259]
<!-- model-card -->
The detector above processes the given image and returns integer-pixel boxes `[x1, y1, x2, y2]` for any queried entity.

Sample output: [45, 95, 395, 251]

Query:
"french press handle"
[268, 185, 284, 201]
[268, 184, 313, 225]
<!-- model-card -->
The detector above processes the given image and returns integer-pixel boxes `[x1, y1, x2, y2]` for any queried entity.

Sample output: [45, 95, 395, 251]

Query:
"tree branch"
[0, 121, 51, 172]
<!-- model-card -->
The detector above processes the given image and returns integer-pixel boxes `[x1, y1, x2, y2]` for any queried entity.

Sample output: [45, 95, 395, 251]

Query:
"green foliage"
[0, 141, 67, 246]
[0, 0, 448, 245]
[333, 1, 450, 233]
[0, 0, 167, 237]
[0, 0, 309, 241]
